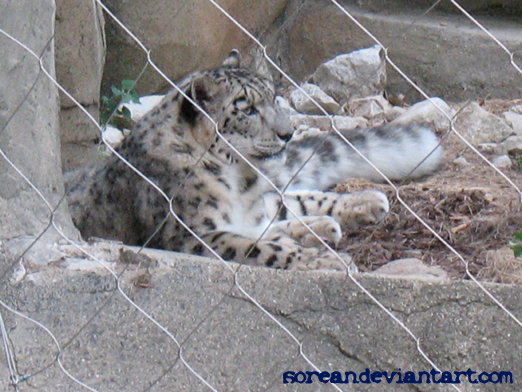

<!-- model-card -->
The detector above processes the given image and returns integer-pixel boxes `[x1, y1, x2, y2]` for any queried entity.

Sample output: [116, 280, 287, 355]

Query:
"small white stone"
[102, 126, 125, 147]
[499, 135, 522, 155]
[453, 156, 470, 166]
[390, 97, 453, 133]
[502, 110, 522, 135]
[477, 143, 499, 154]
[123, 95, 164, 120]
[290, 83, 340, 115]
[312, 45, 386, 105]
[492, 155, 512, 169]
[454, 102, 513, 145]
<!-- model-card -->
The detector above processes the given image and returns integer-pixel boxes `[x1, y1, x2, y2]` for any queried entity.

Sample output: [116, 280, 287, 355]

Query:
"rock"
[503, 110, 522, 136]
[290, 114, 368, 132]
[477, 143, 500, 154]
[492, 155, 512, 169]
[55, 0, 106, 171]
[499, 135, 522, 155]
[312, 45, 386, 106]
[289, 83, 340, 115]
[102, 127, 125, 147]
[452, 156, 470, 166]
[384, 105, 406, 122]
[275, 96, 295, 113]
[343, 94, 391, 126]
[4, 246, 522, 392]
[389, 97, 452, 133]
[454, 102, 513, 145]
[479, 247, 522, 284]
[103, 0, 289, 96]
[372, 258, 449, 281]
[284, 3, 522, 103]
[0, 0, 78, 240]
[123, 95, 164, 121]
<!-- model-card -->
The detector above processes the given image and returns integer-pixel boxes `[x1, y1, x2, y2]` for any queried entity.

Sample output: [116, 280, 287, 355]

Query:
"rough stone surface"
[282, 1, 522, 103]
[503, 110, 522, 136]
[499, 135, 522, 155]
[454, 102, 514, 145]
[372, 258, 449, 280]
[102, 0, 289, 96]
[1, 245, 521, 391]
[344, 94, 391, 126]
[312, 45, 386, 106]
[290, 114, 368, 132]
[55, 0, 106, 171]
[492, 154, 512, 169]
[290, 83, 340, 115]
[389, 97, 453, 133]
[0, 0, 77, 241]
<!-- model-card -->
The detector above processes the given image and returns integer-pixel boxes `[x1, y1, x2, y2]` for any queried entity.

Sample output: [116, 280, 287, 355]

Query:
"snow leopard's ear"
[222, 49, 241, 68]
[180, 75, 221, 124]
[248, 46, 273, 83]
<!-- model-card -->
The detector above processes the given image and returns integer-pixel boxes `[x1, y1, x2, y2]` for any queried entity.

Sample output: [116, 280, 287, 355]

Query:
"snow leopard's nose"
[277, 130, 293, 142]
[274, 111, 294, 142]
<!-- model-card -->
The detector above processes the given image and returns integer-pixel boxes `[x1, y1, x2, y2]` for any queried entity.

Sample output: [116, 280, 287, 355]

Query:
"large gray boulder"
[280, 1, 522, 103]
[55, 0, 106, 171]
[0, 0, 77, 243]
[102, 0, 289, 96]
[1, 246, 521, 391]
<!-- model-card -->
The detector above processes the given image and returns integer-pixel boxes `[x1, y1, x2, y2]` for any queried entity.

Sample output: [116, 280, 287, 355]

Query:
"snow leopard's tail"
[275, 123, 443, 191]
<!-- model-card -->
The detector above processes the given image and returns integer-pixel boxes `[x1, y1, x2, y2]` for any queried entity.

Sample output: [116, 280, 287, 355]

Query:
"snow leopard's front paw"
[287, 248, 358, 273]
[333, 190, 389, 230]
[265, 216, 342, 248]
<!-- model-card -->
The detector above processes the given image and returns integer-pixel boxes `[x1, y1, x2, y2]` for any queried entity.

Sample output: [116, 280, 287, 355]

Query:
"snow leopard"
[67, 50, 442, 272]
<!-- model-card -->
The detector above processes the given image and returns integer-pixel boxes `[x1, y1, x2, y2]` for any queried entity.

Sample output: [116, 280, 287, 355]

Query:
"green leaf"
[515, 232, 522, 240]
[111, 85, 122, 96]
[120, 106, 132, 121]
[513, 245, 522, 258]
[121, 79, 135, 91]
[128, 90, 140, 104]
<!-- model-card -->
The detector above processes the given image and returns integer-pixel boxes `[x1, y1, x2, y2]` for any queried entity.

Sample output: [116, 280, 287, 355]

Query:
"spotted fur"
[67, 51, 441, 271]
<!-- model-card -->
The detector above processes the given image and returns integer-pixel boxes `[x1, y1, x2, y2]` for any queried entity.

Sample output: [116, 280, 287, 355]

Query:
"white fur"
[276, 126, 442, 191]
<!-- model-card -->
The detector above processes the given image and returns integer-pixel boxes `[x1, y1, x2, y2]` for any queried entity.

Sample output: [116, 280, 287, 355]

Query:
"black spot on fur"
[222, 213, 231, 223]
[222, 247, 237, 260]
[210, 231, 226, 243]
[268, 243, 283, 252]
[206, 199, 219, 209]
[180, 96, 199, 125]
[217, 177, 231, 189]
[247, 246, 261, 258]
[285, 255, 293, 268]
[326, 203, 334, 216]
[192, 244, 204, 255]
[266, 254, 278, 267]
[279, 203, 287, 220]
[203, 218, 217, 231]
[203, 161, 222, 175]
[296, 196, 306, 215]
[241, 175, 258, 193]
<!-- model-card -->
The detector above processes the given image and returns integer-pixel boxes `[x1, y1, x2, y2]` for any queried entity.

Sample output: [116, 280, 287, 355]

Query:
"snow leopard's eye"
[234, 97, 257, 116]
[243, 105, 258, 116]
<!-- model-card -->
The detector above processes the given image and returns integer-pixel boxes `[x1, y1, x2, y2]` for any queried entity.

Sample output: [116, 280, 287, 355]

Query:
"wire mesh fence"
[1, 0, 522, 390]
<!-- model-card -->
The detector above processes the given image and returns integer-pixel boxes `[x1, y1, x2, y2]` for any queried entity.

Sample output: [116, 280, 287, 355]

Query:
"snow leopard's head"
[179, 50, 294, 163]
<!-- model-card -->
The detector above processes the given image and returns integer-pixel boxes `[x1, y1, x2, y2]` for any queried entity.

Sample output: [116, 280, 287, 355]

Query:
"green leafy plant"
[513, 154, 522, 171]
[100, 79, 140, 129]
[508, 232, 522, 257]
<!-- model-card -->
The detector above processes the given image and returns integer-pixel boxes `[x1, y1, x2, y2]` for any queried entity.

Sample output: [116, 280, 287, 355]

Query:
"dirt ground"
[335, 113, 522, 283]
